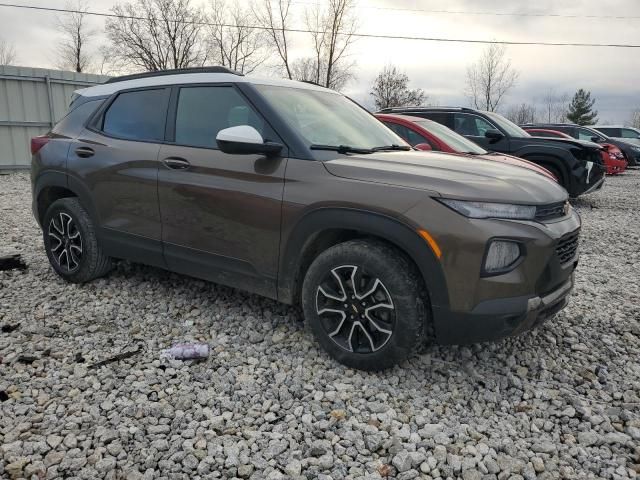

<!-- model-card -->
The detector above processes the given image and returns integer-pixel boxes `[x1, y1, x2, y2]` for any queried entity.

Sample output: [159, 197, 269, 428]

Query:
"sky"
[0, 0, 639, 122]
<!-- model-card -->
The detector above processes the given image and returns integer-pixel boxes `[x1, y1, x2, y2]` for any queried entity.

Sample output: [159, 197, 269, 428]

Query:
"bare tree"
[105, 0, 206, 72]
[292, 0, 356, 90]
[0, 37, 17, 65]
[630, 108, 640, 129]
[540, 88, 570, 123]
[205, 0, 265, 74]
[370, 65, 427, 110]
[55, 1, 94, 73]
[466, 43, 518, 112]
[255, 0, 293, 79]
[505, 103, 537, 125]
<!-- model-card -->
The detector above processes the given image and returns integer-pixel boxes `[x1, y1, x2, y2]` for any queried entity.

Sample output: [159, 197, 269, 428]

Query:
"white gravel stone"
[1, 171, 639, 479]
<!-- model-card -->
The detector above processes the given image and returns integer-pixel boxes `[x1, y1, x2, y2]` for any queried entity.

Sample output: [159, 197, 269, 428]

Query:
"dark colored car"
[378, 107, 605, 198]
[522, 123, 640, 167]
[376, 113, 557, 181]
[31, 68, 581, 370]
[523, 128, 627, 175]
[593, 125, 640, 145]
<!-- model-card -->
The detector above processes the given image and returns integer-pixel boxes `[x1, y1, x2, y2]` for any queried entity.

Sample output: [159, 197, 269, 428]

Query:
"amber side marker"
[418, 229, 442, 259]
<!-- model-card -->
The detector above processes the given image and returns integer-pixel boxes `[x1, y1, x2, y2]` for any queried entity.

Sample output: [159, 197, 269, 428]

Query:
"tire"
[43, 197, 112, 283]
[301, 239, 428, 371]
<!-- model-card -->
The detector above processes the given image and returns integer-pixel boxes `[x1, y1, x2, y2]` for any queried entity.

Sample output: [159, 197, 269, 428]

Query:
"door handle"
[163, 157, 191, 170]
[75, 146, 95, 158]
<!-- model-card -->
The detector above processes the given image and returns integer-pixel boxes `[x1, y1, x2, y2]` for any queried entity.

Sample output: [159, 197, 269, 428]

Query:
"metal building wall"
[0, 66, 109, 169]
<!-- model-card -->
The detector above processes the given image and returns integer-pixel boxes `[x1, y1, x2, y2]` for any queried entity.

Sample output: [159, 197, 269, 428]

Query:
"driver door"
[157, 84, 287, 298]
[453, 113, 509, 153]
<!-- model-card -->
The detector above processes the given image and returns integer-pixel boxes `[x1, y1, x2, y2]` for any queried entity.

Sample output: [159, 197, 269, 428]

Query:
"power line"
[1, 2, 639, 48]
[292, 0, 640, 20]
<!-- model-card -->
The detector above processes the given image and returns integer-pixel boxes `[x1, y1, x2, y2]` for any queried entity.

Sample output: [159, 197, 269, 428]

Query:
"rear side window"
[597, 127, 619, 137]
[174, 86, 268, 149]
[419, 112, 453, 129]
[552, 126, 575, 137]
[53, 99, 104, 137]
[384, 122, 433, 148]
[102, 89, 169, 142]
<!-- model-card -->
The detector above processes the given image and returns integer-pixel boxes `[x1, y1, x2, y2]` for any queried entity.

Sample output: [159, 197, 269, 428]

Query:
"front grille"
[556, 230, 580, 265]
[535, 202, 566, 221]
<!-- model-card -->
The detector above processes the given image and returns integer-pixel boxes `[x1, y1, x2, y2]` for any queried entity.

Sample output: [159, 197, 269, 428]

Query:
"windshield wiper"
[310, 144, 373, 154]
[371, 144, 412, 152]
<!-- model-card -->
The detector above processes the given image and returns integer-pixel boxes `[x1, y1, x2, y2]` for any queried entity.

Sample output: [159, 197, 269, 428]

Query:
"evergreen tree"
[566, 89, 598, 125]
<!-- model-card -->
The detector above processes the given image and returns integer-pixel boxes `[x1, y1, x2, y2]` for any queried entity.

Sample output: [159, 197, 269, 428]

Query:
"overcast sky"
[1, 0, 639, 122]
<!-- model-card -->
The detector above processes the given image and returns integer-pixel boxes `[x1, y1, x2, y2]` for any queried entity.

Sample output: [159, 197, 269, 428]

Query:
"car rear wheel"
[43, 198, 112, 283]
[301, 239, 428, 370]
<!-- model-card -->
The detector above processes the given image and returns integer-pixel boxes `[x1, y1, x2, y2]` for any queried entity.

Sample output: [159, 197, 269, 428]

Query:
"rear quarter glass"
[52, 99, 105, 138]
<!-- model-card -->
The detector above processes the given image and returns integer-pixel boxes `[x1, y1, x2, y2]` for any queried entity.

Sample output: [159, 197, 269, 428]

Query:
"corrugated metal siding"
[0, 66, 110, 169]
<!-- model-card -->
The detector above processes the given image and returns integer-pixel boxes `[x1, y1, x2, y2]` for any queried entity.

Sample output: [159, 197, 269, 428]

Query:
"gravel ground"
[1, 170, 639, 480]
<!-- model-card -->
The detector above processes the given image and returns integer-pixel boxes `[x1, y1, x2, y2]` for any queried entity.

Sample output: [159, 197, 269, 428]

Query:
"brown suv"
[31, 67, 581, 370]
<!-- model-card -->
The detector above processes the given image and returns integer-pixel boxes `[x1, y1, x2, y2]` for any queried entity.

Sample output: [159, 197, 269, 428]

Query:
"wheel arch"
[518, 152, 570, 186]
[277, 208, 449, 310]
[35, 172, 99, 226]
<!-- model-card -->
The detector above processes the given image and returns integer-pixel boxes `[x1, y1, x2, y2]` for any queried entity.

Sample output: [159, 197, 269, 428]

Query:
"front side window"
[454, 113, 496, 137]
[577, 128, 601, 142]
[255, 84, 405, 150]
[174, 86, 269, 149]
[102, 89, 168, 141]
[621, 129, 640, 139]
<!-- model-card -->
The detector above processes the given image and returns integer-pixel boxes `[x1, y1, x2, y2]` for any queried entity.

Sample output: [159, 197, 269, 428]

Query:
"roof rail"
[104, 66, 244, 84]
[378, 106, 465, 113]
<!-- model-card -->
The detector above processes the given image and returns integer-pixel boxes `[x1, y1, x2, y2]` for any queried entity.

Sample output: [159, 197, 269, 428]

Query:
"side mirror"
[414, 143, 432, 151]
[591, 136, 601, 143]
[216, 125, 283, 156]
[485, 129, 504, 142]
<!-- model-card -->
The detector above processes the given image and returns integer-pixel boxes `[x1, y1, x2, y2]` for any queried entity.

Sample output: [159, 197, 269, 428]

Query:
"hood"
[478, 152, 556, 181]
[522, 136, 601, 150]
[323, 151, 568, 205]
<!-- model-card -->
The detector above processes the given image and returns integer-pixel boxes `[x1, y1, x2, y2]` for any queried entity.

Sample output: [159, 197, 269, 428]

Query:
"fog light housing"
[483, 240, 522, 275]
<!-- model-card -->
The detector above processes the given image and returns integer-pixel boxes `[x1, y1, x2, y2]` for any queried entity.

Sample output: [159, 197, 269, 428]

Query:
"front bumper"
[433, 273, 575, 345]
[581, 175, 605, 195]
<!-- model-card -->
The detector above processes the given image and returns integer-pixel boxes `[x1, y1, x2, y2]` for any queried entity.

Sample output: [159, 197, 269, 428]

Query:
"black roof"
[104, 66, 244, 84]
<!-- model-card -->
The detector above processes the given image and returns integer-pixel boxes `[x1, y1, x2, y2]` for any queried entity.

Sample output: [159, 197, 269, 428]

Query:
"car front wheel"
[301, 239, 428, 370]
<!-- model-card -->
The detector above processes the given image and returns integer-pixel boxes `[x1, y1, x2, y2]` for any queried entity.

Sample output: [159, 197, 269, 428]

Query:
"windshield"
[484, 111, 531, 138]
[255, 84, 407, 150]
[416, 120, 487, 154]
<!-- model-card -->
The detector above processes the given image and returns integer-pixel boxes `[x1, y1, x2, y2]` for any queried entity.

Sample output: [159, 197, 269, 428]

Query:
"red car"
[524, 128, 627, 175]
[376, 114, 557, 182]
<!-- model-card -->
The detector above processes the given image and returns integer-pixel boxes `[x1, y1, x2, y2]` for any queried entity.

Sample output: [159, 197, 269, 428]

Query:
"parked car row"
[522, 127, 627, 175]
[521, 123, 639, 167]
[378, 106, 606, 198]
[31, 68, 581, 370]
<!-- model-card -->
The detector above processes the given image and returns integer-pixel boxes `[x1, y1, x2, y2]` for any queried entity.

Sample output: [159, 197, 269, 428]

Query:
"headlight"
[437, 199, 536, 220]
[483, 240, 523, 275]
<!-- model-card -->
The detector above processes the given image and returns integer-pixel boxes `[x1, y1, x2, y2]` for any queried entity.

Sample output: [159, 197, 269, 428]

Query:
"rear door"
[68, 87, 170, 266]
[453, 112, 509, 152]
[157, 84, 287, 298]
